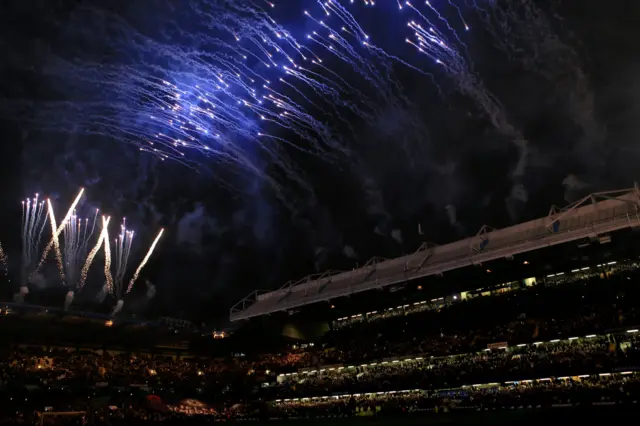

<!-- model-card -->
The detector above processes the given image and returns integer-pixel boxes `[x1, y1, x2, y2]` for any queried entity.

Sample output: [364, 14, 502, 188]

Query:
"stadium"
[2, 0, 640, 425]
[3, 187, 640, 424]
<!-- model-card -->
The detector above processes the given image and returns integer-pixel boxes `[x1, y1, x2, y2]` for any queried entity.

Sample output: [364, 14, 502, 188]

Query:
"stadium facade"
[231, 187, 640, 321]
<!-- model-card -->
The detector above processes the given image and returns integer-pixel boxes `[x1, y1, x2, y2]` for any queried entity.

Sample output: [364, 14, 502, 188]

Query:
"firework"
[126, 228, 164, 295]
[109, 227, 164, 316]
[78, 215, 111, 290]
[19, 2, 347, 202]
[112, 219, 135, 300]
[61, 208, 99, 309]
[20, 194, 48, 288]
[26, 3, 512, 156]
[102, 218, 114, 294]
[13, 188, 163, 313]
[46, 198, 66, 284]
[37, 188, 85, 273]
[301, 1, 527, 169]
[10, 0, 580, 209]
[12, 0, 428, 205]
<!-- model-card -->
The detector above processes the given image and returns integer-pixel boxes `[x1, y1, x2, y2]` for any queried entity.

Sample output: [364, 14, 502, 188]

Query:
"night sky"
[1, 0, 639, 323]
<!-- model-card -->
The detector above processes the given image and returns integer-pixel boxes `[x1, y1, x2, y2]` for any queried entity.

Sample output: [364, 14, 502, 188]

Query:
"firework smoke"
[145, 279, 156, 300]
[111, 298, 125, 316]
[64, 290, 75, 311]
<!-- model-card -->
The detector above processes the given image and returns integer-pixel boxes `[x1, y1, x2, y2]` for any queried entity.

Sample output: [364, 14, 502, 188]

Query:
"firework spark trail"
[20, 194, 48, 286]
[322, 0, 413, 96]
[422, 1, 470, 51]
[285, 62, 377, 126]
[276, 65, 363, 137]
[78, 216, 111, 290]
[111, 219, 134, 299]
[62, 211, 99, 290]
[297, 1, 443, 161]
[81, 209, 100, 253]
[303, 7, 409, 108]
[46, 199, 66, 285]
[102, 218, 114, 294]
[125, 228, 164, 295]
[36, 188, 85, 273]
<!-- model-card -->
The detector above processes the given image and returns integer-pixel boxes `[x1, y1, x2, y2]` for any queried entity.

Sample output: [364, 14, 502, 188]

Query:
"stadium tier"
[230, 187, 640, 321]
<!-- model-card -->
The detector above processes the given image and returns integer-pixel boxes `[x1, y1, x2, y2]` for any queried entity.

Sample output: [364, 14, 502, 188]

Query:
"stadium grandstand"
[4, 243, 640, 423]
[231, 187, 640, 321]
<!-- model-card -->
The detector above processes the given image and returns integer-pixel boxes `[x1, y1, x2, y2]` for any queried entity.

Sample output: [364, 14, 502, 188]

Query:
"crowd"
[261, 273, 640, 372]
[2, 260, 640, 423]
[0, 347, 262, 403]
[269, 372, 640, 418]
[267, 332, 640, 398]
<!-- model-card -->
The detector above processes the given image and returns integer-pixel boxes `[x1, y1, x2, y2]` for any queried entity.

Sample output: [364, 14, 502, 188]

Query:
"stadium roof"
[230, 187, 640, 321]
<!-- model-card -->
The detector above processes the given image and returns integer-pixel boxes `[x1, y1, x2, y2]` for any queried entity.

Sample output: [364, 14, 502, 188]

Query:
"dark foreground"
[332, 406, 636, 425]
[273, 407, 636, 426]
[100, 405, 638, 426]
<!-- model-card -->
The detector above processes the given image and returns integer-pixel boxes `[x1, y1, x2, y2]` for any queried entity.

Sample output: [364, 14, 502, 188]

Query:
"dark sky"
[1, 0, 640, 323]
